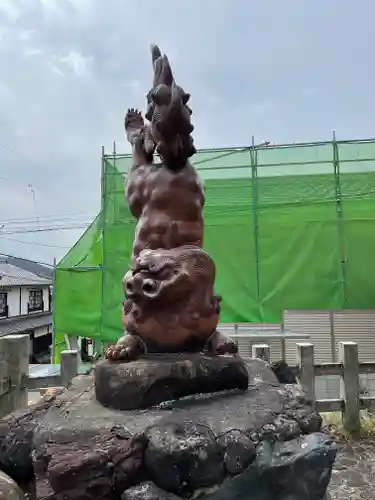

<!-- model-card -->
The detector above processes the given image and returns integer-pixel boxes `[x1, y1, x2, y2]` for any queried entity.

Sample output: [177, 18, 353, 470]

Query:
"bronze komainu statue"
[106, 45, 237, 361]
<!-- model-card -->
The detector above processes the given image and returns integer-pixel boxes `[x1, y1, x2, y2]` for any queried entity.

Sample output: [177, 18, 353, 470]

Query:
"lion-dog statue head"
[122, 245, 221, 348]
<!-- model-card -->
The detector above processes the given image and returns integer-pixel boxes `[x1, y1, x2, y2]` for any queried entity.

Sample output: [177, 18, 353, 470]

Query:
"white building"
[0, 261, 52, 363]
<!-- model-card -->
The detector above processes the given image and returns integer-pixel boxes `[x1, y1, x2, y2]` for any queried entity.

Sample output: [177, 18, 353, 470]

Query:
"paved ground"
[329, 440, 375, 499]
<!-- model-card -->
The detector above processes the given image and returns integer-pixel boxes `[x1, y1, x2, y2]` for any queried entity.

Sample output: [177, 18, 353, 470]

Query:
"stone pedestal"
[94, 353, 249, 410]
[0, 359, 336, 500]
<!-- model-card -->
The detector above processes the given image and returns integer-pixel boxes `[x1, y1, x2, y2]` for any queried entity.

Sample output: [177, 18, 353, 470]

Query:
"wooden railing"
[252, 341, 373, 436]
[0, 335, 372, 435]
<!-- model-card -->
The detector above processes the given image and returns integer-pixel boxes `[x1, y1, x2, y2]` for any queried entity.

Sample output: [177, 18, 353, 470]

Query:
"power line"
[0, 225, 89, 235]
[0, 175, 35, 191]
[0, 146, 42, 224]
[0, 236, 70, 249]
[0, 139, 91, 233]
[0, 212, 96, 224]
[0, 140, 41, 171]
[2, 220, 92, 230]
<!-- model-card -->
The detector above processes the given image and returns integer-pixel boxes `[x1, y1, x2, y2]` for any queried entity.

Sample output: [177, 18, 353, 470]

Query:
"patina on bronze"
[105, 45, 237, 361]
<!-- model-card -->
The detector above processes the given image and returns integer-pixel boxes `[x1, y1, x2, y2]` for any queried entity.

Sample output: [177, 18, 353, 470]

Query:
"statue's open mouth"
[125, 276, 160, 300]
[141, 278, 159, 298]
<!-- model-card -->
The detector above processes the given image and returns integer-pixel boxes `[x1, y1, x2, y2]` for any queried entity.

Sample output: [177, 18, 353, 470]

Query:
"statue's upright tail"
[146, 45, 196, 170]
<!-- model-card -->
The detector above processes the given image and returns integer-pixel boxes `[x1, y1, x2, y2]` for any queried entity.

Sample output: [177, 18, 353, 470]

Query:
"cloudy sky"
[0, 0, 374, 265]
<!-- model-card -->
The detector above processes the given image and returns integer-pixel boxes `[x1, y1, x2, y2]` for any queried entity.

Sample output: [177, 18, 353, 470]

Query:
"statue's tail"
[147, 45, 196, 169]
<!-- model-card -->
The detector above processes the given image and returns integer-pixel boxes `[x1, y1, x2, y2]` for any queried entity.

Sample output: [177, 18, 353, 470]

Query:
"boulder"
[0, 471, 24, 500]
[94, 354, 249, 410]
[122, 482, 183, 500]
[33, 433, 146, 500]
[203, 433, 336, 500]
[0, 358, 335, 500]
[269, 360, 298, 384]
[0, 393, 61, 486]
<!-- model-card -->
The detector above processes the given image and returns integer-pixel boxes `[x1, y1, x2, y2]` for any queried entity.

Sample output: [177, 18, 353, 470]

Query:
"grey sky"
[0, 0, 374, 264]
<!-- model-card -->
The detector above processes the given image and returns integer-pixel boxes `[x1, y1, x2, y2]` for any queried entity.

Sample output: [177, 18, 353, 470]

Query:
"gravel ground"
[329, 439, 375, 499]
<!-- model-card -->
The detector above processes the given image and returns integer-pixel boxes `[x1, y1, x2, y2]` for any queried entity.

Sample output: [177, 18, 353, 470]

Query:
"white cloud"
[0, 0, 21, 21]
[58, 50, 92, 77]
[24, 48, 43, 57]
[0, 0, 374, 263]
[48, 62, 65, 76]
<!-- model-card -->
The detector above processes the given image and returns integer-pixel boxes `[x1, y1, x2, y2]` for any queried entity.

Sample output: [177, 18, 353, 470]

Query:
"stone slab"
[33, 358, 287, 445]
[94, 353, 249, 410]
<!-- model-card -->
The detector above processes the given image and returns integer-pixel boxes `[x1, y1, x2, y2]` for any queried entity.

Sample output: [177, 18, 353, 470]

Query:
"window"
[28, 290, 44, 313]
[0, 292, 8, 317]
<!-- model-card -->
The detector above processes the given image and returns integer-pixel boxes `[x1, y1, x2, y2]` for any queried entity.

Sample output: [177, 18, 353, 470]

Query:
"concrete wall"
[6, 287, 21, 317]
[34, 325, 50, 338]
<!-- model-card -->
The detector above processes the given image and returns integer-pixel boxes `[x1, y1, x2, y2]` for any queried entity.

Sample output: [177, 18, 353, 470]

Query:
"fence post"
[296, 343, 315, 402]
[67, 335, 79, 351]
[252, 344, 270, 362]
[340, 341, 360, 436]
[60, 350, 79, 387]
[0, 335, 29, 417]
[329, 310, 337, 362]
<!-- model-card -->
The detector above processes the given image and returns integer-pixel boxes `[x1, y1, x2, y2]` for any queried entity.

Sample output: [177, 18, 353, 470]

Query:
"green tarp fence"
[53, 138, 375, 357]
[53, 213, 103, 359]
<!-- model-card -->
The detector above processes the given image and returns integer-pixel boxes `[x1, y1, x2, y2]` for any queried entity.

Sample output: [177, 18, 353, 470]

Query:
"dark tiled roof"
[0, 311, 52, 336]
[0, 263, 52, 287]
[0, 256, 53, 279]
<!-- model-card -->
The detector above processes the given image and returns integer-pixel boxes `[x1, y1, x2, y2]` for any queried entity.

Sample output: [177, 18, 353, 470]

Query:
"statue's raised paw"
[205, 330, 238, 356]
[124, 108, 144, 133]
[105, 334, 145, 362]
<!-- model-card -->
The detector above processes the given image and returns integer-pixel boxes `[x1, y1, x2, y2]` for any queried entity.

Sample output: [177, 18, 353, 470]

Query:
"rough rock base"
[0, 359, 336, 500]
[0, 470, 24, 500]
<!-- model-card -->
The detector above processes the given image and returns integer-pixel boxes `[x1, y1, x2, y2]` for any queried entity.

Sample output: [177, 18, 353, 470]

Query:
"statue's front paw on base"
[95, 352, 249, 411]
[105, 334, 145, 362]
[205, 330, 239, 356]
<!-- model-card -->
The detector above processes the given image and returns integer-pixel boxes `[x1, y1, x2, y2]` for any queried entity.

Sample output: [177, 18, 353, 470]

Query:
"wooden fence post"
[340, 341, 360, 436]
[0, 335, 29, 417]
[252, 344, 270, 362]
[60, 350, 79, 387]
[296, 343, 315, 402]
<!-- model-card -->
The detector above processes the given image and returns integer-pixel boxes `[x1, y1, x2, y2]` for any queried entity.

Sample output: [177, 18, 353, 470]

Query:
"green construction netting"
[53, 213, 103, 360]
[53, 139, 375, 352]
